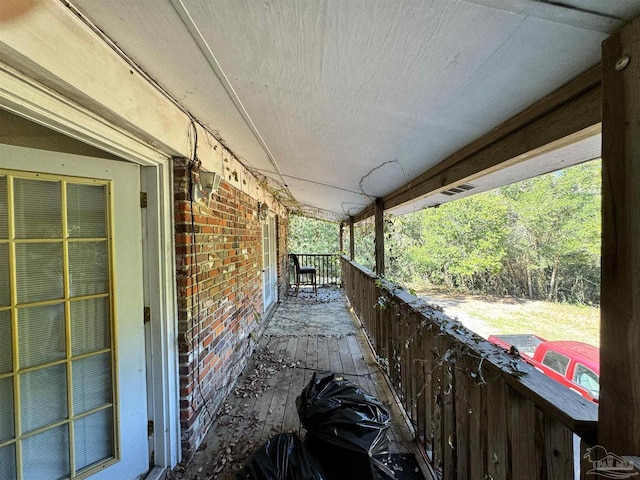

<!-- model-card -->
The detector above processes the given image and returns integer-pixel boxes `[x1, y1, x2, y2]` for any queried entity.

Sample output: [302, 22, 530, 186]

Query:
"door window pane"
[74, 408, 114, 471]
[73, 353, 112, 415]
[0, 377, 14, 442]
[0, 444, 17, 480]
[18, 304, 66, 369]
[0, 244, 9, 306]
[2, 171, 116, 478]
[20, 365, 68, 434]
[71, 298, 110, 356]
[22, 425, 70, 480]
[14, 178, 62, 239]
[15, 243, 64, 303]
[69, 241, 108, 297]
[67, 184, 106, 238]
[0, 310, 11, 374]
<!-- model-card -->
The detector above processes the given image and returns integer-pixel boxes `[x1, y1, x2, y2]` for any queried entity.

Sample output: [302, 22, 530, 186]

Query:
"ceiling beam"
[462, 0, 624, 33]
[353, 64, 602, 224]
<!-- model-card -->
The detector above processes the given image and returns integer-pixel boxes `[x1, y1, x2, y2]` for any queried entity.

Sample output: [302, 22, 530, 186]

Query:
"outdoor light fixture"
[258, 201, 269, 220]
[193, 170, 222, 201]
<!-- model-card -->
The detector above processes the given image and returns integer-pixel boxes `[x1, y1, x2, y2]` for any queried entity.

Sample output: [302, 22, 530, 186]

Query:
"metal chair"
[290, 253, 317, 295]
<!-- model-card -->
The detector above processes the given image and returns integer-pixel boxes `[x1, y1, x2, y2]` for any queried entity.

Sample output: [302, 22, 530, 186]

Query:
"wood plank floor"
[172, 288, 427, 480]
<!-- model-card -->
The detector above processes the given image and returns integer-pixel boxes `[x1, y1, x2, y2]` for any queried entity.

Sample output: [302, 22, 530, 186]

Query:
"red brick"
[174, 162, 289, 461]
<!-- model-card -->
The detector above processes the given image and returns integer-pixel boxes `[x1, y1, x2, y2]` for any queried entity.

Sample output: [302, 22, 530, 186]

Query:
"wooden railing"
[290, 253, 341, 286]
[341, 256, 599, 480]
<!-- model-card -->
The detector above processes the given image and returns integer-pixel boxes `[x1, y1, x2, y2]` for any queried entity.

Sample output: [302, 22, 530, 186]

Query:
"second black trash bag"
[236, 432, 326, 480]
[296, 372, 392, 479]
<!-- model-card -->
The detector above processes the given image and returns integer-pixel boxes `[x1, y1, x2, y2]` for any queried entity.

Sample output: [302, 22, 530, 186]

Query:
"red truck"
[488, 334, 600, 403]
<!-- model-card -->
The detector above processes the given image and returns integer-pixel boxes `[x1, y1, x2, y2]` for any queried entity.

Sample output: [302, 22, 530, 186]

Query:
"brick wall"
[173, 158, 288, 459]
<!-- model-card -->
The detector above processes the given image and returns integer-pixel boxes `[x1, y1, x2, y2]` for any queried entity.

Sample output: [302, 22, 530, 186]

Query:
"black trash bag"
[236, 432, 326, 480]
[296, 372, 391, 456]
[303, 434, 396, 480]
[296, 372, 392, 480]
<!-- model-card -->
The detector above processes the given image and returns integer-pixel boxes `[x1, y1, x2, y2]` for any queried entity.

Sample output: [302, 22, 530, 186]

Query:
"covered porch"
[3, 2, 640, 480]
[174, 255, 602, 479]
[173, 285, 427, 479]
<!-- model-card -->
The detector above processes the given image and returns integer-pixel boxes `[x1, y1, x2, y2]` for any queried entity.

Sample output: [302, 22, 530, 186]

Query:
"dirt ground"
[417, 290, 600, 346]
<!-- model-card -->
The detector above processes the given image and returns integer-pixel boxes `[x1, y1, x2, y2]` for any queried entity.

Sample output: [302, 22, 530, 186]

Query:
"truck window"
[573, 363, 599, 399]
[541, 350, 570, 375]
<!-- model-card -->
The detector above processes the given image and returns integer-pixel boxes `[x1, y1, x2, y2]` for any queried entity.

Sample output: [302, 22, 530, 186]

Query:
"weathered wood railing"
[290, 253, 341, 286]
[341, 256, 598, 480]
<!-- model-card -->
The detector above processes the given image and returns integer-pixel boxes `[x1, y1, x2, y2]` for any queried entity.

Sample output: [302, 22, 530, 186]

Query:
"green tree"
[405, 192, 509, 289]
[288, 214, 340, 254]
[502, 161, 601, 302]
[353, 221, 375, 271]
[385, 213, 423, 283]
[289, 160, 601, 304]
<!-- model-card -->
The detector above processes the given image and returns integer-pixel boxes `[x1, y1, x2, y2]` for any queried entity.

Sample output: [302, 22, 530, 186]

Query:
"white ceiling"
[71, 0, 639, 220]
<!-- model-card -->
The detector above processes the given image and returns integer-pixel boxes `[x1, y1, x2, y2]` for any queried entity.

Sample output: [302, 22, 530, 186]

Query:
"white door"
[269, 216, 278, 304]
[0, 145, 149, 480]
[261, 216, 278, 311]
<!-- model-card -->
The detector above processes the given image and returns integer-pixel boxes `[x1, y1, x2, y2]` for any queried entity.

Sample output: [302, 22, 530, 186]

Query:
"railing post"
[374, 198, 384, 276]
[339, 257, 597, 479]
[601, 18, 640, 456]
[349, 216, 355, 261]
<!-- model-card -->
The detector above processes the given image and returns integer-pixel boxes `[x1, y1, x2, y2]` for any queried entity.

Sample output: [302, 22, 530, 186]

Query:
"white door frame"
[269, 215, 278, 305]
[140, 164, 180, 467]
[0, 62, 181, 468]
[262, 214, 278, 311]
[262, 218, 272, 310]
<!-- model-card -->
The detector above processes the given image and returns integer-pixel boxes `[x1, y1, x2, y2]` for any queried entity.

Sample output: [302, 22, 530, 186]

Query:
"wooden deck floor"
[172, 288, 426, 480]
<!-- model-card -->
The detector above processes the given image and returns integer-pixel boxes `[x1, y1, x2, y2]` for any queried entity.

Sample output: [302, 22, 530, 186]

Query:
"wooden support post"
[339, 222, 344, 253]
[600, 17, 640, 455]
[374, 198, 384, 276]
[349, 216, 355, 260]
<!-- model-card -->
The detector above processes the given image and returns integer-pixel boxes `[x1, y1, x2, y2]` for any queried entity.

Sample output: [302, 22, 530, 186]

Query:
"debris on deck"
[169, 287, 425, 480]
[297, 372, 392, 480]
[232, 347, 301, 399]
[287, 285, 345, 303]
[267, 287, 356, 338]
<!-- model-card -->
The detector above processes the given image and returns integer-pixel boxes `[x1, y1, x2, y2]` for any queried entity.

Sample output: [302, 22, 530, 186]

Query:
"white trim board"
[141, 164, 181, 468]
[0, 61, 171, 167]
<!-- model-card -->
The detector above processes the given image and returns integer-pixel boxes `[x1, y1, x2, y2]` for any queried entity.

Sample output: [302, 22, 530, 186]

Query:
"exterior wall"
[0, 3, 291, 468]
[173, 158, 288, 459]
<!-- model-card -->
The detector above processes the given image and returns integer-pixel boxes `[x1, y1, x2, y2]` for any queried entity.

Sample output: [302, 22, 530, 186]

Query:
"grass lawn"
[416, 289, 600, 347]
[464, 301, 600, 347]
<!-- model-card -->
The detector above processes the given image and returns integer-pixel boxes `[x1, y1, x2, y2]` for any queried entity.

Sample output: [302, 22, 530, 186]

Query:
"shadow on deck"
[172, 286, 428, 480]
